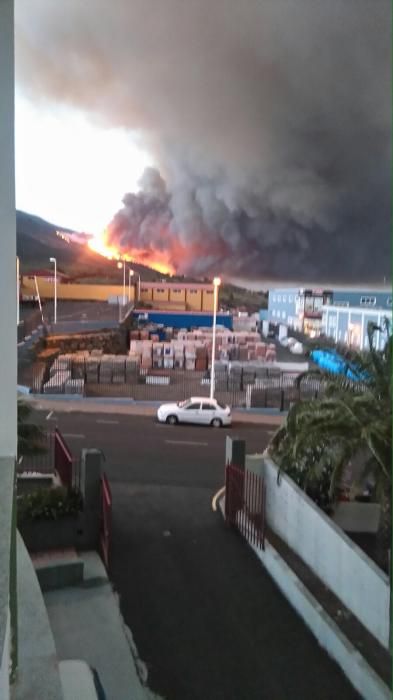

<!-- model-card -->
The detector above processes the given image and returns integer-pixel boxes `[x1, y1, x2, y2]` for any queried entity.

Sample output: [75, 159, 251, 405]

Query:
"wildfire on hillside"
[87, 229, 176, 275]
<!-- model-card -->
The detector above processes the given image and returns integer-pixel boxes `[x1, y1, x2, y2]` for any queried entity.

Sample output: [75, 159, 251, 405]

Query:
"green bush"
[17, 486, 83, 522]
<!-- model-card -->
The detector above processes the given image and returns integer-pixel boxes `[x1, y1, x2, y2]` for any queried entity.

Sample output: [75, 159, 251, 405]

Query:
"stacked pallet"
[173, 342, 184, 369]
[152, 342, 163, 369]
[64, 378, 85, 395]
[85, 358, 100, 383]
[43, 371, 71, 394]
[111, 357, 126, 384]
[163, 343, 174, 369]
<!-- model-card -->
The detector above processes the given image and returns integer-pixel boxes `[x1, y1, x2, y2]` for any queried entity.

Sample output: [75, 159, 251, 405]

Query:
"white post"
[128, 270, 131, 304]
[123, 260, 126, 306]
[210, 277, 221, 400]
[34, 276, 44, 323]
[137, 274, 141, 304]
[16, 256, 19, 325]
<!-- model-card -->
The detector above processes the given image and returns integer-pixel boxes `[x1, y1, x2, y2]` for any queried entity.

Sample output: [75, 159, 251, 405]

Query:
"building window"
[277, 310, 281, 318]
[189, 290, 197, 294]
[282, 295, 286, 302]
[282, 311, 286, 319]
[277, 295, 281, 302]
[360, 296, 376, 306]
[271, 295, 276, 302]
[288, 295, 293, 302]
[205, 290, 213, 295]
[272, 310, 276, 317]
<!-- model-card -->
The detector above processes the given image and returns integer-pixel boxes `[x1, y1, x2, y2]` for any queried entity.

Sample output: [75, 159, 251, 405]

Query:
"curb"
[217, 495, 391, 700]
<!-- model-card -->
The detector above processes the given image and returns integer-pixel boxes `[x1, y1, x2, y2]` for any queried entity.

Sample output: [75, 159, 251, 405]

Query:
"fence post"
[79, 448, 104, 549]
[280, 388, 285, 412]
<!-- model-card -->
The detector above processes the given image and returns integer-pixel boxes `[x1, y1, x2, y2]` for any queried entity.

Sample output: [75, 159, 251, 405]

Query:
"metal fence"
[24, 355, 329, 410]
[18, 308, 44, 342]
[225, 464, 266, 550]
[17, 428, 79, 488]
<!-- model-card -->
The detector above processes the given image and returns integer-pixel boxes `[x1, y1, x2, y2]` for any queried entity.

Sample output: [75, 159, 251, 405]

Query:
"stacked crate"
[112, 357, 126, 384]
[173, 342, 184, 369]
[195, 344, 208, 371]
[126, 357, 139, 383]
[64, 378, 85, 395]
[163, 343, 174, 369]
[141, 341, 152, 370]
[99, 355, 113, 383]
[85, 357, 100, 383]
[152, 342, 163, 369]
[43, 371, 71, 394]
[185, 342, 196, 370]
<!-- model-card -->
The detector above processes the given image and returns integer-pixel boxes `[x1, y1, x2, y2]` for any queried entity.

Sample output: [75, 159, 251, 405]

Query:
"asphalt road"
[34, 409, 358, 700]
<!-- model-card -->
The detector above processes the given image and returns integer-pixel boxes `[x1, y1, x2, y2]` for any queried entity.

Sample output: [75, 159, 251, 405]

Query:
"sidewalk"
[44, 551, 161, 700]
[26, 393, 286, 426]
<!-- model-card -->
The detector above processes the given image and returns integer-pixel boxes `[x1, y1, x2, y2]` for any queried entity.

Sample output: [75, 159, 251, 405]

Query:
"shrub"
[17, 486, 83, 522]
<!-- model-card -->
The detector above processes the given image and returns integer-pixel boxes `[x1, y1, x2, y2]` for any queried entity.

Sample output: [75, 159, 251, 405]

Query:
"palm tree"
[17, 399, 46, 457]
[270, 321, 391, 517]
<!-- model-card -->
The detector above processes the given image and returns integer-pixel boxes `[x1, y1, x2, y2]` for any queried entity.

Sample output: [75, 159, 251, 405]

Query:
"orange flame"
[87, 230, 175, 275]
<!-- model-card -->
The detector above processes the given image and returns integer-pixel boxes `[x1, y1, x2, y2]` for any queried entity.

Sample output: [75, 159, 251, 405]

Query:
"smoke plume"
[16, 0, 391, 283]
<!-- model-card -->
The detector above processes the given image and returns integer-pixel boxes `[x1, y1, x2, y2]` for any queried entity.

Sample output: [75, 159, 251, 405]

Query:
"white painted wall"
[258, 454, 390, 648]
[0, 2, 16, 694]
[0, 612, 10, 700]
[0, 0, 17, 457]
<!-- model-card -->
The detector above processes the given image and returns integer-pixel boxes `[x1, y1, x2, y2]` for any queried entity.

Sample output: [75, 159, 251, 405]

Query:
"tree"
[17, 399, 46, 457]
[270, 321, 392, 519]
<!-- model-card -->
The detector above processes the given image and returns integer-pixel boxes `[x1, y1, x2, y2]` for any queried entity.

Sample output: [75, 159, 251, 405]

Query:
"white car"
[157, 397, 232, 427]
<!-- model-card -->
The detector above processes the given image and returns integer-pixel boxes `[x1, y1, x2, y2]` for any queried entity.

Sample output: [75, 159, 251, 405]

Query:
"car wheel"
[211, 418, 222, 428]
[166, 415, 178, 425]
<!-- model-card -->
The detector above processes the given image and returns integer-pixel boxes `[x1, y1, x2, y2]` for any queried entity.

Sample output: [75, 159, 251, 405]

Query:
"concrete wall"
[0, 0, 16, 693]
[259, 454, 390, 648]
[0, 614, 10, 700]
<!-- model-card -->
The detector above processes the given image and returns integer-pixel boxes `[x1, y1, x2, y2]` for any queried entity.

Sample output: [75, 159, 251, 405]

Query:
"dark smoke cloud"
[16, 0, 391, 283]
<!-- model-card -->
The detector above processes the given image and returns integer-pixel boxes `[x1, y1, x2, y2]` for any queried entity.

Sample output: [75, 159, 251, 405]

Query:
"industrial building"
[266, 286, 392, 349]
[21, 277, 216, 312]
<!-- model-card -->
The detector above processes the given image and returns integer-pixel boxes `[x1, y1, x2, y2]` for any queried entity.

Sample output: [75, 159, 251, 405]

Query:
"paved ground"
[32, 409, 358, 699]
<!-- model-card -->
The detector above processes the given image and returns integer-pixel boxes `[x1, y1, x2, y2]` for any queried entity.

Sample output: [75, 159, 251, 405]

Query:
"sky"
[15, 0, 391, 284]
[15, 95, 152, 234]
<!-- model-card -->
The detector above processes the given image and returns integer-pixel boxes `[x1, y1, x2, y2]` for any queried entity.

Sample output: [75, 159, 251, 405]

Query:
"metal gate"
[100, 473, 112, 570]
[225, 464, 266, 549]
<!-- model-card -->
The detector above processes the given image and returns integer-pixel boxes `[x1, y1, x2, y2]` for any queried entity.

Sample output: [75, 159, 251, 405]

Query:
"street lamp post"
[49, 257, 57, 323]
[210, 277, 221, 400]
[128, 269, 133, 303]
[129, 269, 141, 305]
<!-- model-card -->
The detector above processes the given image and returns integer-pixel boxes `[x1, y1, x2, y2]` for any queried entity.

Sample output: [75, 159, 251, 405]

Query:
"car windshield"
[216, 401, 228, 410]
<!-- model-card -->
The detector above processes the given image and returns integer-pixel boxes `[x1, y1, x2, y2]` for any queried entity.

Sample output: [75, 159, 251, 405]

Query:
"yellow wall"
[23, 277, 215, 311]
[202, 290, 214, 311]
[152, 286, 170, 302]
[140, 287, 153, 301]
[186, 289, 202, 310]
[23, 277, 135, 302]
[169, 289, 186, 304]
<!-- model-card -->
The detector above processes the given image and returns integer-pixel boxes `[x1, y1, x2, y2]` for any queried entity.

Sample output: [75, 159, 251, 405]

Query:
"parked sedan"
[157, 397, 232, 427]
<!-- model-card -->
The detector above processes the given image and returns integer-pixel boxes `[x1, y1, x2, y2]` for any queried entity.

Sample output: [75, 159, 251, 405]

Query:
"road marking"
[45, 411, 54, 420]
[62, 433, 85, 439]
[165, 439, 209, 447]
[212, 486, 225, 512]
[96, 419, 119, 425]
